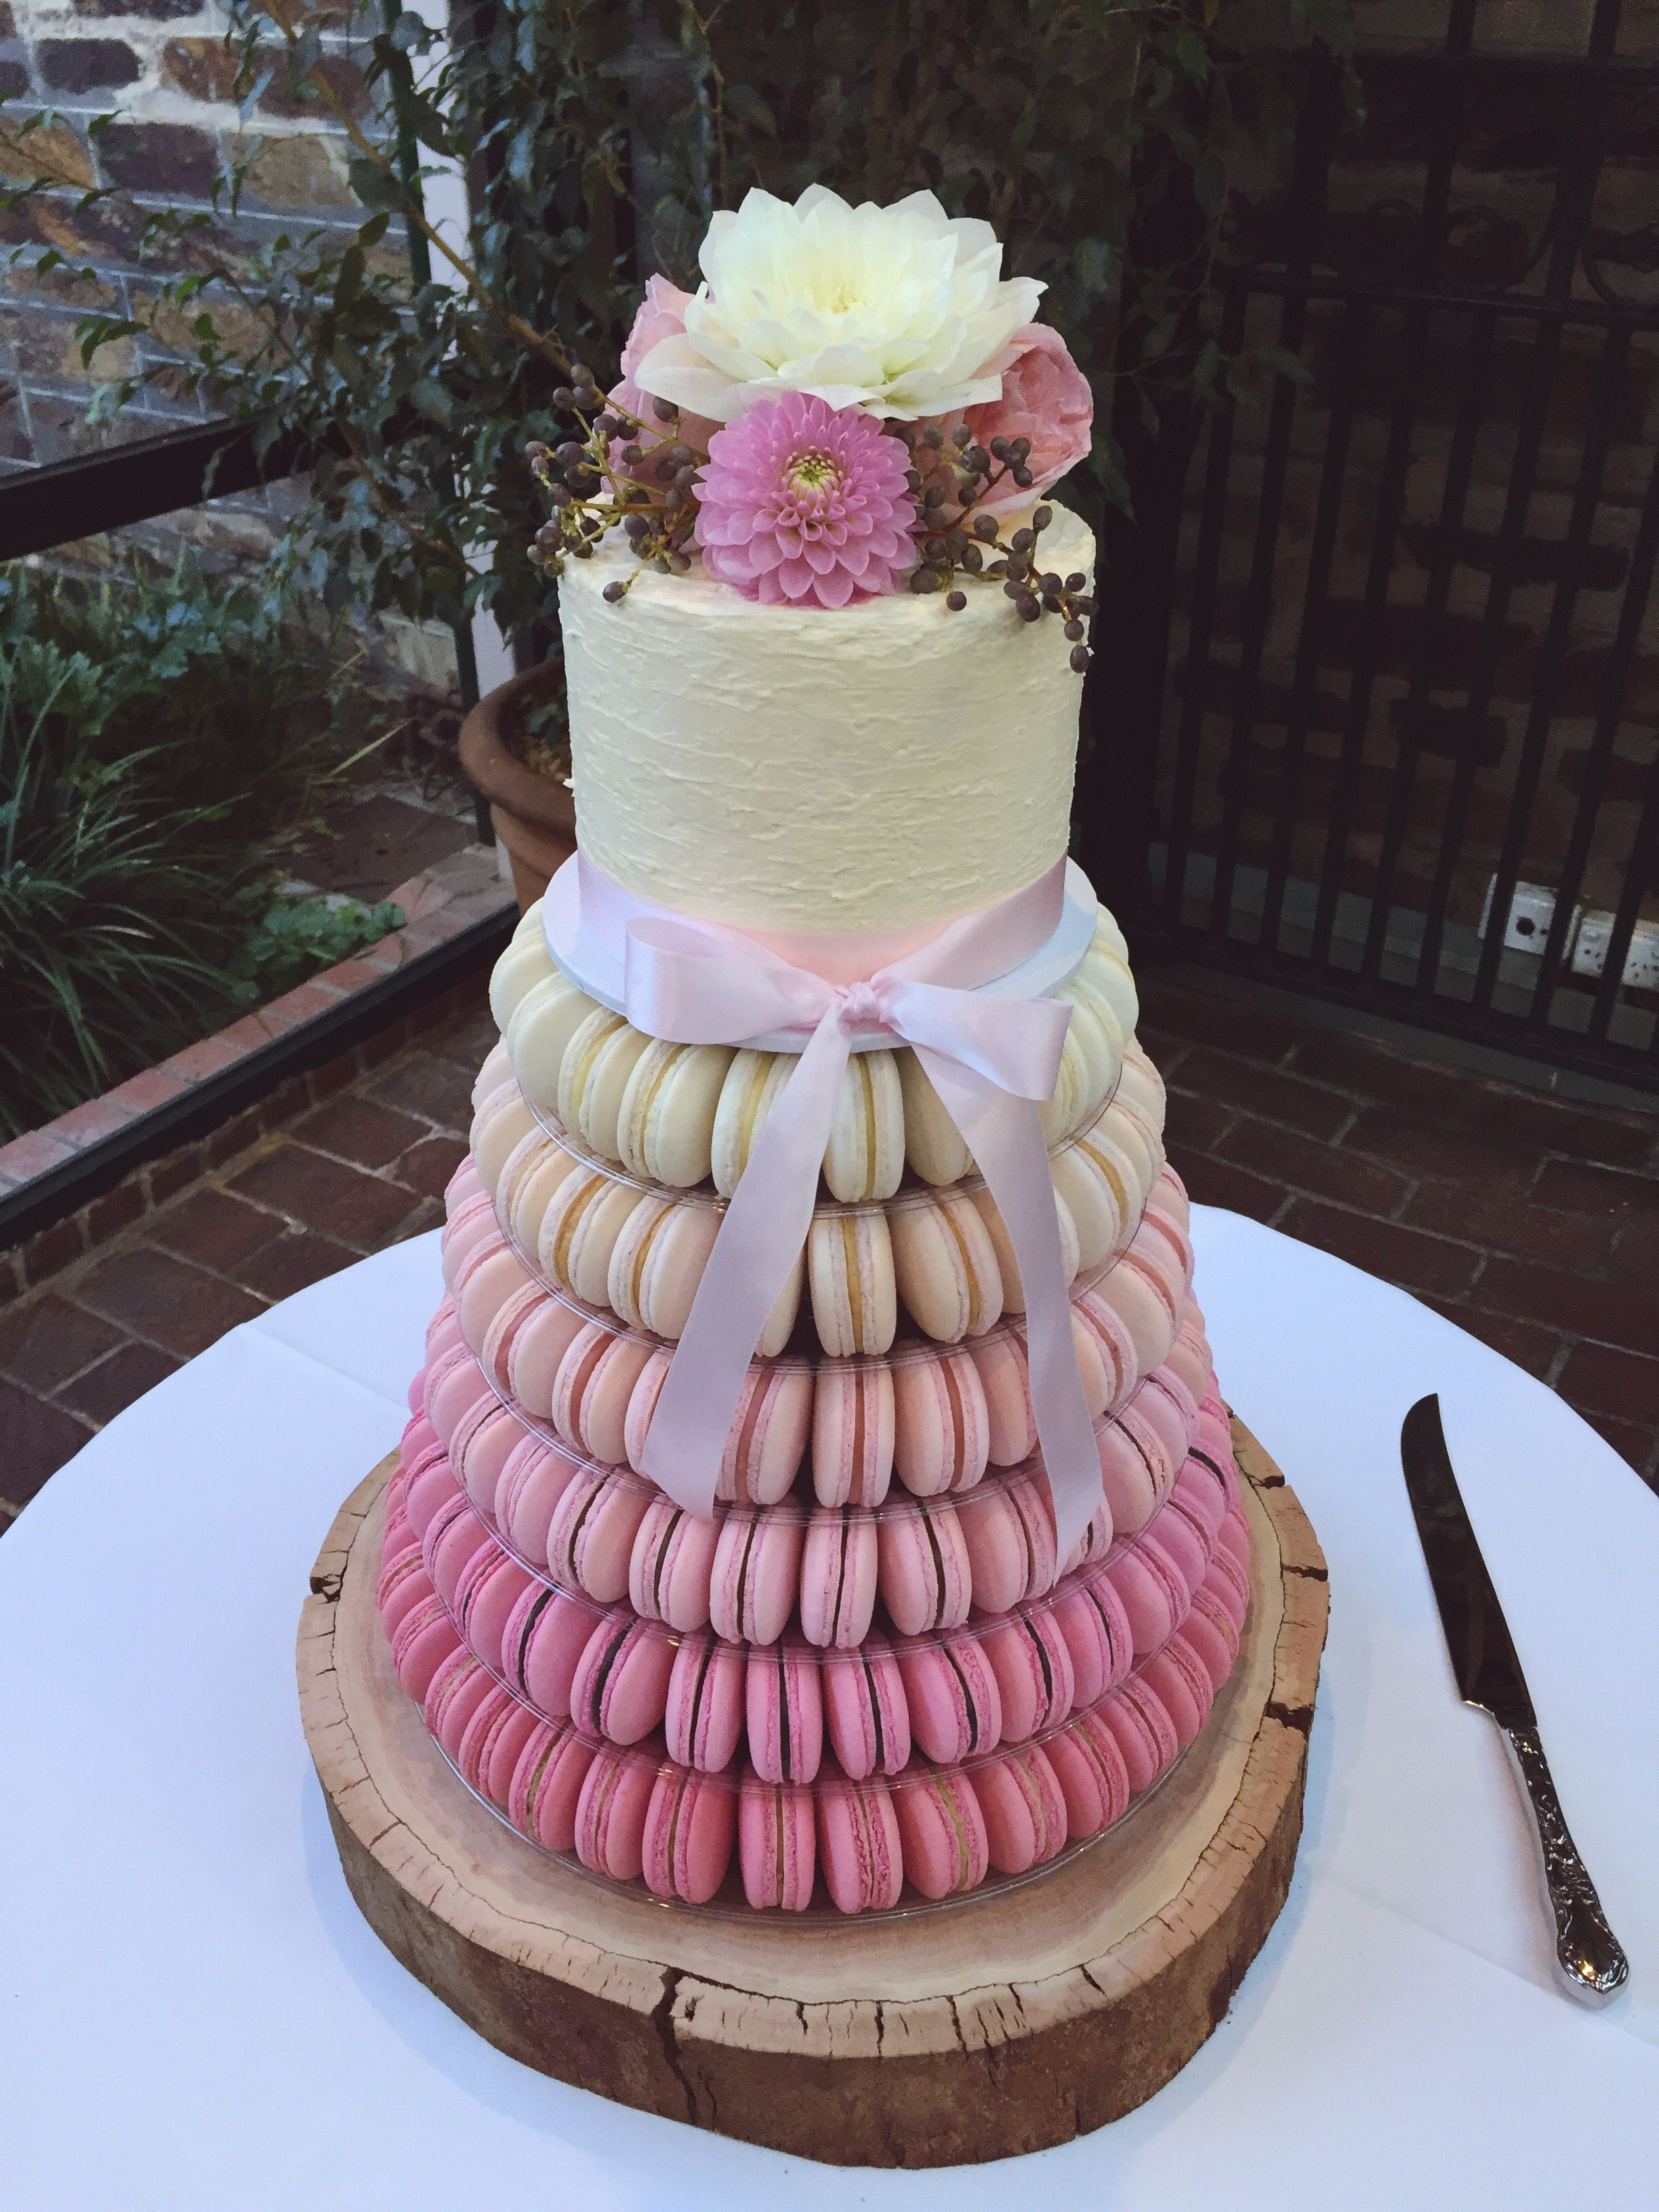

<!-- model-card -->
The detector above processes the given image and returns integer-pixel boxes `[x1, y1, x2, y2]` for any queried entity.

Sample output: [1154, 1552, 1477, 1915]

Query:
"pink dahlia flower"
[937, 322, 1094, 519]
[607, 276, 721, 472]
[694, 392, 915, 608]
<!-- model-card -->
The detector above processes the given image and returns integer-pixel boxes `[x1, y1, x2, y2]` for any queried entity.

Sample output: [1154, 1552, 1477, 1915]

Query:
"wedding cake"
[372, 186, 1252, 1917]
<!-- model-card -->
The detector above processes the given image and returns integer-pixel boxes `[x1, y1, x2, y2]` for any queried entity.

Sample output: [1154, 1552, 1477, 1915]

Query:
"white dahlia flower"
[631, 183, 1044, 424]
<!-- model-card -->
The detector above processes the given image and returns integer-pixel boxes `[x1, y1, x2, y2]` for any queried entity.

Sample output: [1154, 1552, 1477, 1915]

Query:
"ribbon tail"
[640, 1007, 850, 1519]
[914, 1048, 1103, 1565]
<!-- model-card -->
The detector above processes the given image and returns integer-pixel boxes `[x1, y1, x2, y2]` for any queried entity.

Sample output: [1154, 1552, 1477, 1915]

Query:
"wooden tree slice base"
[299, 1422, 1327, 2167]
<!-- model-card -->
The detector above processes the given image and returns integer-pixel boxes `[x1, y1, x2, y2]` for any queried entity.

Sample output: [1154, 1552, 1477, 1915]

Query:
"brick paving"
[2, 969, 1656, 1532]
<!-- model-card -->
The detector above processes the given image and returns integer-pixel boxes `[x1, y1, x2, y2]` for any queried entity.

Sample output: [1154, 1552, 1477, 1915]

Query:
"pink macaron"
[628, 1495, 719, 1633]
[402, 1448, 459, 1542]
[664, 1631, 745, 1773]
[546, 1467, 653, 1605]
[1051, 1569, 1134, 1708]
[390, 1593, 461, 1702]
[1182, 1586, 1241, 1691]
[739, 1765, 817, 1910]
[510, 1720, 598, 1852]
[895, 1764, 989, 1900]
[1099, 1677, 1181, 1795]
[643, 1765, 737, 1904]
[877, 1496, 971, 1637]
[377, 1537, 432, 1641]
[1143, 1494, 1210, 1597]
[453, 1544, 535, 1675]
[424, 1647, 496, 1764]
[497, 1437, 583, 1570]
[424, 1350, 488, 1452]
[1046, 1705, 1131, 1838]
[1217, 1504, 1252, 1578]
[1101, 1538, 1190, 1659]
[892, 1347, 990, 1497]
[569, 1608, 676, 1745]
[821, 1636, 911, 1780]
[450, 1397, 524, 1521]
[459, 1685, 542, 1807]
[710, 1509, 804, 1645]
[980, 1605, 1076, 1742]
[969, 1330, 1036, 1467]
[811, 1361, 895, 1508]
[817, 1774, 903, 1914]
[895, 1631, 1003, 1765]
[721, 1361, 814, 1505]
[960, 1472, 1057, 1614]
[745, 1636, 825, 1786]
[575, 1742, 658, 1881]
[1202, 1540, 1251, 1634]
[552, 1322, 655, 1469]
[1140, 1633, 1215, 1750]
[975, 1743, 1069, 1875]
[798, 1507, 878, 1650]
[504, 1294, 588, 1421]
[500, 1582, 598, 1721]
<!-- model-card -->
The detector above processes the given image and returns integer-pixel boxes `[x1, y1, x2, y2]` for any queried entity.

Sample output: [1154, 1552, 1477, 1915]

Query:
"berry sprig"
[525, 361, 708, 600]
[895, 424, 1094, 672]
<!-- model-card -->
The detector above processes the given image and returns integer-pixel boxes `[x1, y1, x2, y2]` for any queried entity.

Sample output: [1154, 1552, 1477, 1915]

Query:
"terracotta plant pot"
[457, 662, 577, 913]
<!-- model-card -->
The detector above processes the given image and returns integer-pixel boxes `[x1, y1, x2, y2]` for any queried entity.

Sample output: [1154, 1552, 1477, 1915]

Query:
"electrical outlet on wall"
[1478, 879, 1575, 956]
[1571, 911, 1659, 991]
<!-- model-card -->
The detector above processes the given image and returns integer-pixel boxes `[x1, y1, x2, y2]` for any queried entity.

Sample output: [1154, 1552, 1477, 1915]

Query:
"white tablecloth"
[3, 1209, 1655, 2210]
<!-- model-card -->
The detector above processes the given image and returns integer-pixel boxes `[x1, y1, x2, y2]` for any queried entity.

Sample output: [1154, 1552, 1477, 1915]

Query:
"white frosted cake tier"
[558, 505, 1095, 937]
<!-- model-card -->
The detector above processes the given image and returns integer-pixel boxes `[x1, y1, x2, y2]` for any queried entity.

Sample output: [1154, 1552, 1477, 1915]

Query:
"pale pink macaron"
[980, 1605, 1076, 1742]
[664, 1631, 745, 1773]
[896, 1630, 1003, 1765]
[552, 1322, 655, 1469]
[1101, 1538, 1190, 1660]
[710, 1508, 804, 1645]
[892, 1347, 990, 1497]
[480, 1280, 554, 1402]
[1161, 1318, 1212, 1422]
[454, 1546, 535, 1676]
[968, 1332, 1035, 1467]
[510, 1720, 598, 1853]
[376, 1540, 432, 1643]
[888, 1191, 1002, 1345]
[798, 1508, 878, 1650]
[454, 1236, 535, 1359]
[439, 1191, 497, 1294]
[877, 1495, 972, 1637]
[404, 1450, 460, 1542]
[720, 1361, 813, 1504]
[1099, 1677, 1181, 1797]
[817, 1773, 903, 1914]
[975, 1742, 1069, 1875]
[391, 1593, 461, 1702]
[504, 1295, 588, 1422]
[895, 1763, 989, 1900]
[424, 1647, 497, 1765]
[569, 1609, 675, 1746]
[1140, 1634, 1215, 1750]
[424, 1346, 487, 1452]
[458, 1685, 542, 1807]
[546, 1466, 653, 1605]
[445, 1145, 485, 1211]
[1046, 1705, 1131, 1839]
[497, 1437, 583, 1571]
[1082, 1257, 1175, 1400]
[811, 1360, 895, 1508]
[575, 1742, 658, 1881]
[739, 1765, 817, 1910]
[500, 1583, 598, 1721]
[1051, 1569, 1134, 1708]
[643, 1765, 737, 1904]
[821, 1636, 911, 1781]
[629, 1495, 718, 1633]
[451, 1397, 525, 1521]
[745, 1636, 825, 1785]
[960, 1472, 1057, 1616]
[1070, 1290, 1138, 1421]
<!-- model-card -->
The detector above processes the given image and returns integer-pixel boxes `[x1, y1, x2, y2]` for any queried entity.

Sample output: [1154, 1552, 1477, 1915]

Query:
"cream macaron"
[808, 1211, 897, 1357]
[506, 970, 600, 1113]
[890, 1192, 1003, 1343]
[823, 1050, 905, 1204]
[469, 1086, 538, 1205]
[557, 1008, 652, 1162]
[538, 1169, 644, 1309]
[711, 1049, 792, 1197]
[487, 920, 556, 1032]
[617, 1039, 735, 1189]
[894, 1048, 972, 1187]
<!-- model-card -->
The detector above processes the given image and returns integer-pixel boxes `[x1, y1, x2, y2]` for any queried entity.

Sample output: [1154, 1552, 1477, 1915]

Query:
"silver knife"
[1400, 1393, 1628, 2006]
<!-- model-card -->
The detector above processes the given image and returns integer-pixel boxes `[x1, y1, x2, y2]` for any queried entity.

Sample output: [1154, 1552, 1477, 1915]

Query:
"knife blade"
[1400, 1393, 1628, 2006]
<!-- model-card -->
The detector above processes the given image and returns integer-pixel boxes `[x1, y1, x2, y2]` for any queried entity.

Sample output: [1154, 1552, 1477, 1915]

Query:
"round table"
[3, 1209, 1655, 2209]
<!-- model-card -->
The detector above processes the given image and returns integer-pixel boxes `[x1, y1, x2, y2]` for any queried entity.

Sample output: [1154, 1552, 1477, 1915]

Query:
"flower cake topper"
[528, 185, 1096, 655]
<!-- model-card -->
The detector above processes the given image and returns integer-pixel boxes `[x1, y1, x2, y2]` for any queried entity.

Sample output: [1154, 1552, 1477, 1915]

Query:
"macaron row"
[380, 1431, 1248, 1786]
[430, 1188, 1195, 1514]
[384, 1528, 1244, 1912]
[487, 900, 1141, 1199]
[459, 1053, 1169, 1357]
[397, 1364, 1240, 1652]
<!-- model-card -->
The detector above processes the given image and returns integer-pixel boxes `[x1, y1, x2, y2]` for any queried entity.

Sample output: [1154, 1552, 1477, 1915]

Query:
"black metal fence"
[1078, 0, 1659, 1092]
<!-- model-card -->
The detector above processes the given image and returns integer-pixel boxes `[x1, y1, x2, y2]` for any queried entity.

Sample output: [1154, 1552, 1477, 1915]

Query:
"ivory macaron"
[798, 1507, 879, 1650]
[469, 1085, 538, 1202]
[890, 1193, 1002, 1343]
[891, 1347, 990, 1496]
[823, 1049, 905, 1203]
[1038, 990, 1117, 1145]
[607, 1194, 718, 1338]
[501, 1136, 585, 1261]
[817, 1774, 903, 1914]
[894, 1048, 972, 1186]
[968, 1186, 1080, 1313]
[664, 1630, 745, 1773]
[558, 1008, 653, 1162]
[617, 1038, 735, 1189]
[710, 1049, 792, 1198]
[808, 1210, 897, 1357]
[506, 970, 600, 1113]
[745, 1636, 825, 1786]
[739, 1766, 817, 1910]
[896, 1630, 1003, 1765]
[820, 1634, 911, 1780]
[642, 1765, 736, 1904]
[487, 928, 556, 1033]
[811, 1361, 895, 1507]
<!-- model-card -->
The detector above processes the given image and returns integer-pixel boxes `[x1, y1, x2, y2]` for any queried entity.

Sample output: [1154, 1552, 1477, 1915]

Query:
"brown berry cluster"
[526, 361, 707, 602]
[896, 424, 1094, 672]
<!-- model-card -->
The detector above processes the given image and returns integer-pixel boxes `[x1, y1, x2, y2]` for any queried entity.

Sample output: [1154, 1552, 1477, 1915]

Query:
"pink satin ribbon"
[550, 857, 1104, 1559]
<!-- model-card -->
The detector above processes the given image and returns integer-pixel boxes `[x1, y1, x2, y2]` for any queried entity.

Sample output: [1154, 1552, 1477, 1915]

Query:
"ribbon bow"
[621, 902, 1103, 1561]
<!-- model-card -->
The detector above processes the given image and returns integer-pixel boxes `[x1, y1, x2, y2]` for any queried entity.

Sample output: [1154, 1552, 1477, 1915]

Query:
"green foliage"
[0, 0, 1355, 638]
[0, 565, 394, 1138]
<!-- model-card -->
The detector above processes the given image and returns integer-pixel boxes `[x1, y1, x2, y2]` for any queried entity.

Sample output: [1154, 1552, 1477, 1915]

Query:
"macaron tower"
[375, 186, 1254, 1917]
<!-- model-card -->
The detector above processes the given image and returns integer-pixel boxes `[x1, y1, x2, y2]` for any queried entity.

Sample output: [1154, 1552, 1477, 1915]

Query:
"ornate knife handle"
[1500, 1723, 1629, 2006]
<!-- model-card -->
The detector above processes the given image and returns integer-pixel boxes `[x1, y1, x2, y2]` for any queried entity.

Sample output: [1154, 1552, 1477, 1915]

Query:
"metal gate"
[1077, 0, 1659, 1091]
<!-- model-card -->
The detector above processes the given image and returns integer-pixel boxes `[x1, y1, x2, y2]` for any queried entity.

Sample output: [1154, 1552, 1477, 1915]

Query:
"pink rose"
[607, 276, 720, 470]
[937, 323, 1094, 520]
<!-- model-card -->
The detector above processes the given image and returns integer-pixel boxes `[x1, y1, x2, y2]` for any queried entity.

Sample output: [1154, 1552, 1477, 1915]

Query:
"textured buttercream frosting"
[558, 504, 1095, 936]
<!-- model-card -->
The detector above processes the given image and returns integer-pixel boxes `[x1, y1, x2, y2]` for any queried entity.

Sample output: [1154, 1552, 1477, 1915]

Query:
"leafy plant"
[0, 566, 402, 1137]
[0, 0, 1356, 648]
